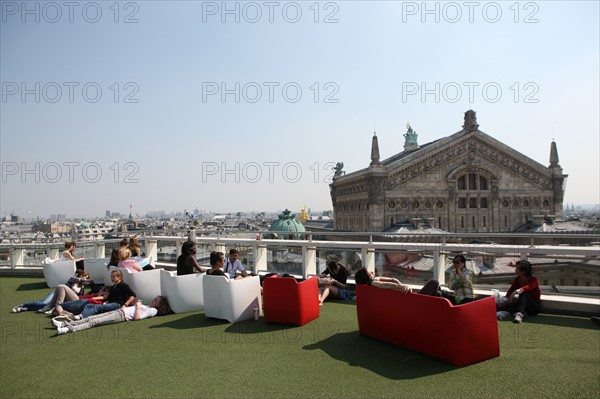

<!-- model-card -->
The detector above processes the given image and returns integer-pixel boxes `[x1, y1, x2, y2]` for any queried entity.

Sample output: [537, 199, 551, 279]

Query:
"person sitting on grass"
[12, 270, 93, 313]
[53, 296, 171, 335]
[497, 260, 541, 324]
[318, 261, 352, 305]
[53, 269, 136, 321]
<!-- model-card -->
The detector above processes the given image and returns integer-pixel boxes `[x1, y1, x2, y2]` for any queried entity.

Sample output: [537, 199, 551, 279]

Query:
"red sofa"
[356, 284, 499, 366]
[263, 276, 320, 326]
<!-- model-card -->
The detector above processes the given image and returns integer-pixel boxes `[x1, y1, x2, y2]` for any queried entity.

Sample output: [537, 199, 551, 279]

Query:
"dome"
[268, 209, 306, 239]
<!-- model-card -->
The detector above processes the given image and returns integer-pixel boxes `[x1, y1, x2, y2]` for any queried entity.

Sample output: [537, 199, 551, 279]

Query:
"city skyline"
[2, 1, 599, 219]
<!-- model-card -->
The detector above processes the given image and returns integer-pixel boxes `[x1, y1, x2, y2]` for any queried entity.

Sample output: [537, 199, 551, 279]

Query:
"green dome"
[268, 209, 305, 239]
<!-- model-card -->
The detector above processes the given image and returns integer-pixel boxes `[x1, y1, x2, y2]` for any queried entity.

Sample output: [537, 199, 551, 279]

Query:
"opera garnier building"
[330, 110, 567, 234]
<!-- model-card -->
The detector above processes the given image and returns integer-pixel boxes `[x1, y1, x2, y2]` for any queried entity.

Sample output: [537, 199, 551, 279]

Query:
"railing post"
[433, 250, 446, 285]
[215, 243, 226, 254]
[11, 247, 25, 268]
[302, 245, 317, 279]
[49, 247, 60, 260]
[146, 240, 158, 264]
[362, 247, 376, 273]
[95, 243, 105, 259]
[254, 244, 267, 274]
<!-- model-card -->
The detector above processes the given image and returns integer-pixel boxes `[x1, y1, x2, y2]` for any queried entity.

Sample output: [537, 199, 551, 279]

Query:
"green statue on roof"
[404, 123, 418, 145]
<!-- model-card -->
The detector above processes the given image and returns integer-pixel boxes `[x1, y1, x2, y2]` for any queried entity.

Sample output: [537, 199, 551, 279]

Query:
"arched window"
[456, 172, 491, 209]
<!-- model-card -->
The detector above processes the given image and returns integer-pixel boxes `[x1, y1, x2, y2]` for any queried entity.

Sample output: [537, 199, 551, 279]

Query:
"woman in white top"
[53, 296, 171, 334]
[60, 241, 85, 271]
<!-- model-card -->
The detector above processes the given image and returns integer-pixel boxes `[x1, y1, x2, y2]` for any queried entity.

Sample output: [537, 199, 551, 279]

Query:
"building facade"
[330, 111, 568, 233]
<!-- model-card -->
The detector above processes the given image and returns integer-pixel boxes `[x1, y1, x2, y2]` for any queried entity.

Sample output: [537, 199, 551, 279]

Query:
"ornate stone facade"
[330, 111, 568, 233]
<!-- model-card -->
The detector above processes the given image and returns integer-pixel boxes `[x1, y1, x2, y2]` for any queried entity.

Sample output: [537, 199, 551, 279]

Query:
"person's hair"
[129, 237, 139, 251]
[516, 260, 533, 277]
[210, 251, 224, 266]
[119, 238, 129, 247]
[181, 241, 196, 257]
[354, 267, 372, 285]
[75, 269, 90, 279]
[328, 261, 348, 276]
[119, 247, 132, 261]
[229, 249, 239, 255]
[64, 241, 75, 249]
[453, 255, 466, 264]
[111, 269, 123, 282]
[153, 296, 172, 316]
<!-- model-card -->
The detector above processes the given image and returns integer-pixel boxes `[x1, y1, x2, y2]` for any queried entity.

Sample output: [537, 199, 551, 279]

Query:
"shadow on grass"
[148, 313, 222, 330]
[503, 314, 600, 331]
[303, 331, 457, 379]
[16, 281, 49, 291]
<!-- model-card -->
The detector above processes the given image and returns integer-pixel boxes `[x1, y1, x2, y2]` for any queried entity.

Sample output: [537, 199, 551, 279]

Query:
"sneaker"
[513, 312, 524, 323]
[11, 306, 24, 313]
[56, 326, 70, 335]
[51, 318, 66, 328]
[43, 308, 55, 315]
[38, 305, 52, 313]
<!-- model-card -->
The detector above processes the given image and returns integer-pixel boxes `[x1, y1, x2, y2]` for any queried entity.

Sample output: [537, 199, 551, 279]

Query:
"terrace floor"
[1, 276, 599, 399]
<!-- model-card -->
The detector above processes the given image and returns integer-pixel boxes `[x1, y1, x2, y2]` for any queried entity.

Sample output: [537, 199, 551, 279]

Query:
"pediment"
[386, 131, 553, 190]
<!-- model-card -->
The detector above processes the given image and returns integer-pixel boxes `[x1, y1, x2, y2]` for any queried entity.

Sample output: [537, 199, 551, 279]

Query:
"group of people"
[109, 237, 155, 272]
[353, 254, 541, 324]
[176, 242, 250, 280]
[13, 266, 171, 334]
[14, 239, 542, 334]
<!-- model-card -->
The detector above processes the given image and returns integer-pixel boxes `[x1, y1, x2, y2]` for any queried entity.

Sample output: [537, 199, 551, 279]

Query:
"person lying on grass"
[52, 296, 171, 335]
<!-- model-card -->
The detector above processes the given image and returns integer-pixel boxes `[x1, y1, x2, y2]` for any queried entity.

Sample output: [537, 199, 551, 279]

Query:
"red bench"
[356, 284, 500, 366]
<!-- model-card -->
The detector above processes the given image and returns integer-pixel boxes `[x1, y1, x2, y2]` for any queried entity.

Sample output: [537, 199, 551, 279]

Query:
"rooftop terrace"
[1, 275, 599, 399]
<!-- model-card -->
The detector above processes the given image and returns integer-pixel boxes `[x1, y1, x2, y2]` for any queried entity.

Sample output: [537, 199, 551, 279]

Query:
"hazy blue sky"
[1, 1, 599, 218]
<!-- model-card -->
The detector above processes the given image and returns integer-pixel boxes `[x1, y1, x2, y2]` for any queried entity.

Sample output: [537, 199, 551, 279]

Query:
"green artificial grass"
[1, 276, 599, 398]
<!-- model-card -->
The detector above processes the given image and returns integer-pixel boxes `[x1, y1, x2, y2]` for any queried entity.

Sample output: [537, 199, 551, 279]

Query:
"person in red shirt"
[497, 260, 541, 323]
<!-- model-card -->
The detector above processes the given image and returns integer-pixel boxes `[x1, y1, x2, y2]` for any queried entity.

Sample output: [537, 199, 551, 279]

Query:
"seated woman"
[108, 238, 129, 267]
[205, 251, 226, 276]
[129, 237, 154, 270]
[117, 248, 143, 273]
[11, 270, 93, 313]
[53, 296, 171, 335]
[61, 240, 85, 271]
[318, 261, 352, 305]
[177, 241, 205, 275]
[443, 255, 475, 305]
[497, 260, 541, 323]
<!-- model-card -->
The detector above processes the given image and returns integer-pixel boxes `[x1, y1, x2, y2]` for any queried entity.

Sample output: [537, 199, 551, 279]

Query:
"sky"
[1, 0, 599, 219]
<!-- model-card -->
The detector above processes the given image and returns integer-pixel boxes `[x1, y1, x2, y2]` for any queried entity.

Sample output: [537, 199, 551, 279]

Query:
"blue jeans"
[20, 291, 55, 311]
[59, 299, 89, 314]
[80, 302, 120, 318]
